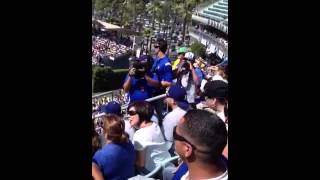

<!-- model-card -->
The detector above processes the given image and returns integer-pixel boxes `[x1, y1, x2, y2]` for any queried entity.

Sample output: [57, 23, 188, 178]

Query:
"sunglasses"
[128, 110, 138, 116]
[154, 45, 160, 48]
[173, 126, 211, 153]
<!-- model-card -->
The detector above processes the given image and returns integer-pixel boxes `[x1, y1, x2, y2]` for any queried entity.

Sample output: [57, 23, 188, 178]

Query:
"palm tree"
[170, 0, 203, 43]
[143, 28, 152, 54]
[147, 0, 163, 35]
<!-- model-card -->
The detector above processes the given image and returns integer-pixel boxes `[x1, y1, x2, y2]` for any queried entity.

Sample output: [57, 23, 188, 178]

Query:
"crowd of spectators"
[92, 35, 132, 65]
[92, 38, 228, 180]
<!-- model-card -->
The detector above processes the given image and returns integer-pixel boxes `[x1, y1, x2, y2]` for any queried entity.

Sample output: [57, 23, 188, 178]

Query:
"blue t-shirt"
[124, 72, 158, 103]
[92, 142, 135, 180]
[172, 162, 188, 180]
[151, 55, 173, 94]
[151, 55, 173, 83]
[194, 67, 203, 85]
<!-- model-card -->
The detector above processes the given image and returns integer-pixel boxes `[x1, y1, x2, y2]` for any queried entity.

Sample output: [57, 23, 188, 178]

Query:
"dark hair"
[127, 101, 154, 123]
[92, 121, 101, 157]
[204, 80, 228, 103]
[103, 114, 128, 144]
[156, 38, 167, 53]
[180, 109, 227, 163]
[176, 63, 193, 91]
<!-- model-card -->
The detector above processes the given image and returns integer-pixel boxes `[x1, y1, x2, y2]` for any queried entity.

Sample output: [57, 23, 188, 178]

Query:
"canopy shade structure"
[96, 20, 122, 30]
[93, 19, 141, 35]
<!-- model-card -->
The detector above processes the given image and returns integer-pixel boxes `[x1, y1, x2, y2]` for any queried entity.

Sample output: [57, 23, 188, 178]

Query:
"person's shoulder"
[176, 107, 187, 115]
[93, 146, 115, 164]
[133, 128, 148, 140]
[98, 144, 119, 154]
[121, 140, 135, 152]
[166, 108, 186, 121]
[163, 111, 174, 123]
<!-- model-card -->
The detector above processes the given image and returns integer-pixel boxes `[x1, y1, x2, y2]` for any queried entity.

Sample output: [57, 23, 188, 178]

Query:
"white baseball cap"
[185, 52, 194, 60]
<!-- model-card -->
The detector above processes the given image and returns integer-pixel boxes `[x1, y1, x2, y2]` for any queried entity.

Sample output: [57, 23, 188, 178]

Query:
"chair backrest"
[144, 156, 179, 178]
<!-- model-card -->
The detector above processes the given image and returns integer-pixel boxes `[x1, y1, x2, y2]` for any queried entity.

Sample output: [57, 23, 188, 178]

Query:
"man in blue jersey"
[150, 38, 174, 126]
[151, 38, 173, 93]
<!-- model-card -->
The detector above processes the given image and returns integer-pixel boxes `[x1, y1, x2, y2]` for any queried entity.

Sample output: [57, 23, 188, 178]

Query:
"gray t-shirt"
[163, 107, 187, 142]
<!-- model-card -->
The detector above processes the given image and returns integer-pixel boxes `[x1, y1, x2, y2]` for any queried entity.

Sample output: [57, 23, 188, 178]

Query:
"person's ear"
[184, 143, 193, 158]
[212, 98, 217, 105]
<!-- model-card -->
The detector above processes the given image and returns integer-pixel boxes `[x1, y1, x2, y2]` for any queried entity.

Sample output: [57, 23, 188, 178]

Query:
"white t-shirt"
[216, 111, 226, 123]
[124, 119, 135, 142]
[133, 122, 171, 171]
[181, 170, 228, 180]
[174, 74, 196, 103]
[216, 111, 227, 131]
[163, 107, 187, 142]
[200, 75, 228, 93]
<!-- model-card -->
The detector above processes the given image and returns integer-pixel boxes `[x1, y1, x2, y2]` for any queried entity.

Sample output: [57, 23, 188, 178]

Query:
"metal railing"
[92, 90, 167, 118]
[189, 26, 228, 54]
[195, 0, 220, 12]
[191, 14, 228, 34]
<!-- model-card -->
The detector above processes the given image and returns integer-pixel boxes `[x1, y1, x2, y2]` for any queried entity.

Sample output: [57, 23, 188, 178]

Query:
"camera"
[132, 61, 146, 79]
[179, 62, 191, 75]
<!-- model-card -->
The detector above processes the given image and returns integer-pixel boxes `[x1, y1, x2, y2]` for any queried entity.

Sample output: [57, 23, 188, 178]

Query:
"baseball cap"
[99, 101, 122, 116]
[166, 84, 190, 110]
[185, 52, 194, 60]
[204, 80, 228, 99]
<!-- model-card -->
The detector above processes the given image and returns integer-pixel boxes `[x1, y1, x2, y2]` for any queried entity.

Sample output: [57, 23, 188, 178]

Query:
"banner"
[201, 39, 207, 45]
[209, 44, 216, 53]
[217, 50, 224, 59]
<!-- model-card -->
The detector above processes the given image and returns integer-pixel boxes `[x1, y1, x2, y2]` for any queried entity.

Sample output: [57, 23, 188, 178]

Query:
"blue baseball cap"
[167, 84, 190, 110]
[99, 101, 122, 116]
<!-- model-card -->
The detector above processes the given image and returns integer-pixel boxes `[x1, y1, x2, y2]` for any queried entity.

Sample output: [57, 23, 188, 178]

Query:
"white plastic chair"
[144, 156, 179, 178]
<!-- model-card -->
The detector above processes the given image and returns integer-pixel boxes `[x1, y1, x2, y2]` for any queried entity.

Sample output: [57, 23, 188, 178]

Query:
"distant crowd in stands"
[92, 91, 127, 115]
[92, 30, 132, 65]
[92, 38, 228, 180]
[193, 24, 228, 49]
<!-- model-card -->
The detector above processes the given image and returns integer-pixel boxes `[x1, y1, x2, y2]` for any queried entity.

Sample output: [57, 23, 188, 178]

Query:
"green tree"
[190, 42, 206, 58]
[180, 0, 202, 43]
[143, 28, 152, 54]
[147, 0, 164, 32]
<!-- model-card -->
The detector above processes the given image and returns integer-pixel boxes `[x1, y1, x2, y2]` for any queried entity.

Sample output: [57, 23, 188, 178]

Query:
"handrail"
[195, 0, 220, 11]
[92, 90, 115, 99]
[121, 94, 167, 110]
[189, 27, 228, 54]
[93, 93, 167, 118]
[191, 14, 228, 34]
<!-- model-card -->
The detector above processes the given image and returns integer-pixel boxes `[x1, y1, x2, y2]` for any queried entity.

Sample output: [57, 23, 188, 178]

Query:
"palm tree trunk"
[182, 13, 187, 43]
[149, 37, 153, 53]
[167, 15, 177, 56]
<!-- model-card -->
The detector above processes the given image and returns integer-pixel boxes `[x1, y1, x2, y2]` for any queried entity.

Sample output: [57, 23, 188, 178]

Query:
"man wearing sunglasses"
[150, 38, 173, 126]
[174, 109, 228, 180]
[151, 38, 173, 92]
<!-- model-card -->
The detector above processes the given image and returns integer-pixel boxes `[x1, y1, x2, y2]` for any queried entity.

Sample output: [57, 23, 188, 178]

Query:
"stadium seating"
[198, 0, 228, 24]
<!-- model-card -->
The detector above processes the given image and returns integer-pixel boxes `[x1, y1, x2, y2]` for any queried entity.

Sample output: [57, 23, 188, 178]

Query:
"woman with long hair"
[92, 114, 135, 180]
